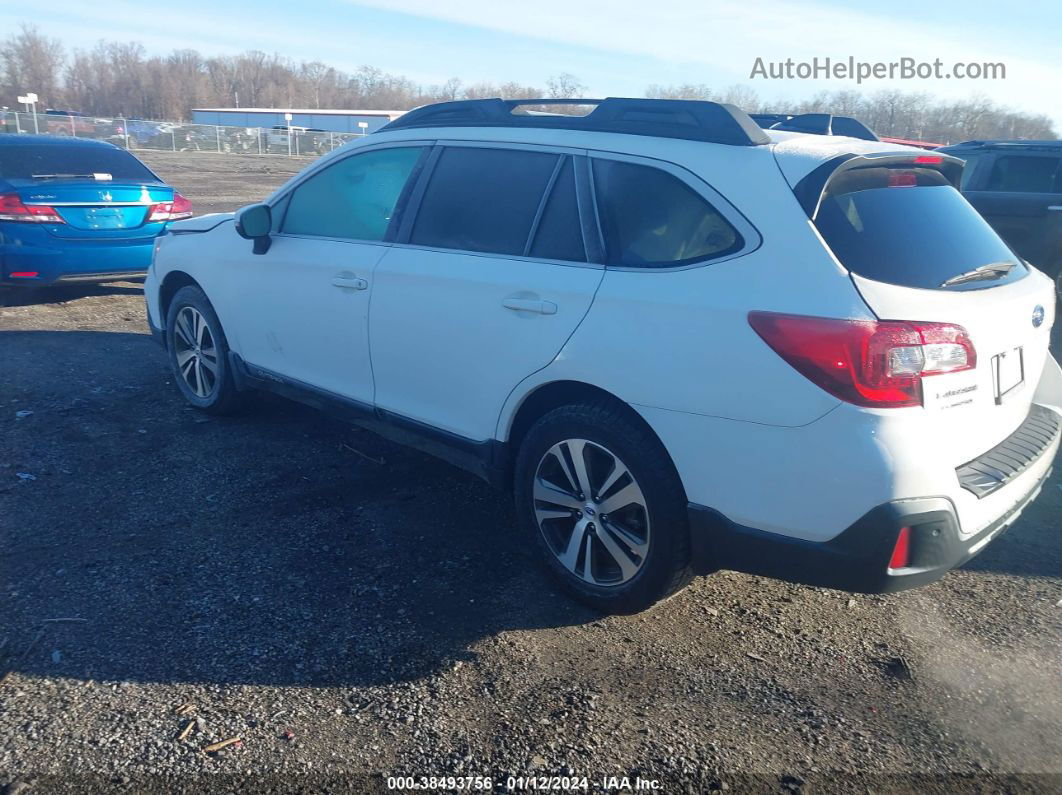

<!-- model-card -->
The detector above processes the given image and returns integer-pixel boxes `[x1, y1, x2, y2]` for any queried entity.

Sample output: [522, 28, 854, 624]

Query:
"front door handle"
[332, 275, 368, 290]
[502, 297, 558, 315]
[1048, 206, 1062, 212]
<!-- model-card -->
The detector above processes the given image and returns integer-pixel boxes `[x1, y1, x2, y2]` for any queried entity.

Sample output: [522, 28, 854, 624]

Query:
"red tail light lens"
[888, 527, 912, 570]
[748, 312, 976, 408]
[0, 193, 64, 224]
[147, 193, 194, 222]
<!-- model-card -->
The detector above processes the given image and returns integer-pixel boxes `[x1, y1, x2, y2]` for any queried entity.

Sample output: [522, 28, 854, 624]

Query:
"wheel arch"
[158, 270, 203, 327]
[500, 380, 685, 499]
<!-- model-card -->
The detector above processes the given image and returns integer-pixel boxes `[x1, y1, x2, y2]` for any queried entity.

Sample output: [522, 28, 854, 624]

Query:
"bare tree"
[546, 73, 585, 99]
[1, 24, 65, 107]
[3, 23, 1055, 144]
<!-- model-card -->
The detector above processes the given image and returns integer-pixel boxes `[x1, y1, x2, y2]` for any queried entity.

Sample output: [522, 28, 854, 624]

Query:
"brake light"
[0, 193, 64, 223]
[914, 155, 943, 164]
[8, 271, 39, 278]
[748, 312, 976, 408]
[147, 193, 193, 222]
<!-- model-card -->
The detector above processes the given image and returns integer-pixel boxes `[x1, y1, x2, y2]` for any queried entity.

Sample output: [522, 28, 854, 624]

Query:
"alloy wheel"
[532, 438, 650, 586]
[173, 306, 219, 399]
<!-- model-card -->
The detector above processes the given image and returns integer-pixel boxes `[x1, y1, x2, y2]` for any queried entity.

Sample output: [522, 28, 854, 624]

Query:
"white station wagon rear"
[144, 98, 1062, 614]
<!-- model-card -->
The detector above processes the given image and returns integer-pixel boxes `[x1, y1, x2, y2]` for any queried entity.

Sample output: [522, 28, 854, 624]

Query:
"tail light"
[0, 193, 64, 224]
[147, 193, 193, 222]
[748, 312, 976, 408]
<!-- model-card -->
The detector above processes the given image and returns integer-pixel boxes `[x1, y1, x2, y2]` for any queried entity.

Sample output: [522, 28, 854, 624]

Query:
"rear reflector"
[888, 527, 912, 570]
[748, 312, 976, 408]
[8, 271, 39, 278]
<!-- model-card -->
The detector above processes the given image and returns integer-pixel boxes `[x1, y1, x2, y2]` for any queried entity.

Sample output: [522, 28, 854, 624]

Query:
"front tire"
[165, 285, 244, 415]
[514, 401, 693, 614]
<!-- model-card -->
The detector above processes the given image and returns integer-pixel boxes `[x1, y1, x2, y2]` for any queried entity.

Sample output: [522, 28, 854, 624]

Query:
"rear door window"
[985, 155, 1062, 193]
[410, 147, 559, 256]
[281, 146, 424, 241]
[591, 158, 742, 267]
[814, 166, 1027, 291]
[528, 157, 585, 262]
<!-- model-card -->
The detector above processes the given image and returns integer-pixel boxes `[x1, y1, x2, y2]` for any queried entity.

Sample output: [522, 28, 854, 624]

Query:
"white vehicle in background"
[143, 98, 1062, 614]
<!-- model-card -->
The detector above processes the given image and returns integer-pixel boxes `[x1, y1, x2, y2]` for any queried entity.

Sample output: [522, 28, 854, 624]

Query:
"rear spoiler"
[792, 152, 966, 219]
[751, 112, 879, 142]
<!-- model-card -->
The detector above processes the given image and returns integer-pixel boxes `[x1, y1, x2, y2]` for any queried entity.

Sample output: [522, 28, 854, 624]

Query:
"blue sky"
[5, 0, 1061, 125]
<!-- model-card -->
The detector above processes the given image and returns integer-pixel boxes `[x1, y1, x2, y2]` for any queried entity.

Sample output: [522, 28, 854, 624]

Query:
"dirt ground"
[2, 151, 1062, 793]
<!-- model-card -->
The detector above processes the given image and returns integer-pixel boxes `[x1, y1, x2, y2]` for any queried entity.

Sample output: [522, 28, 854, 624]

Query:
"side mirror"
[235, 203, 272, 254]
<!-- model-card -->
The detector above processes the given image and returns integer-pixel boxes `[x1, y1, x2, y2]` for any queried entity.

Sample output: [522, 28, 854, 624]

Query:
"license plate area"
[992, 347, 1025, 404]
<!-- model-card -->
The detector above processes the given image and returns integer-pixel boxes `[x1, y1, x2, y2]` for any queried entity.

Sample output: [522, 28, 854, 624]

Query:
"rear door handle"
[502, 297, 558, 315]
[332, 275, 368, 290]
[1048, 206, 1062, 211]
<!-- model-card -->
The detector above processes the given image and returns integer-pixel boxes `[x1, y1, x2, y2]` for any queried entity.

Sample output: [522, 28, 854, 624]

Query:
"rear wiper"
[940, 261, 1016, 287]
[31, 173, 112, 181]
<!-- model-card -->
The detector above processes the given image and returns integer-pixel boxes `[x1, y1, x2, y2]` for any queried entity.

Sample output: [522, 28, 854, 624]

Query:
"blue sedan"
[0, 135, 191, 286]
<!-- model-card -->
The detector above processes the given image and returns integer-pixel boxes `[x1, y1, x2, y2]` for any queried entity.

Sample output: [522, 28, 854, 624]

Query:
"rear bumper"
[1, 224, 154, 285]
[689, 459, 1053, 594]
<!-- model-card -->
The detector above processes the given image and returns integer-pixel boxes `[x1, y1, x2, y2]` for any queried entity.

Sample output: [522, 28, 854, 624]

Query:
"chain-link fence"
[0, 110, 366, 156]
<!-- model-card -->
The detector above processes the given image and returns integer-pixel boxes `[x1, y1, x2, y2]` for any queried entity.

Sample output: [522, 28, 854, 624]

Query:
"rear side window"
[953, 152, 984, 189]
[814, 166, 1027, 291]
[985, 155, 1062, 193]
[411, 147, 558, 255]
[592, 159, 741, 267]
[528, 157, 585, 262]
[282, 146, 424, 241]
[0, 144, 158, 183]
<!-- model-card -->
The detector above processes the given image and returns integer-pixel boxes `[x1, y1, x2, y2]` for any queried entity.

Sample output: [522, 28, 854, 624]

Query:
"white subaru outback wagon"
[145, 98, 1062, 614]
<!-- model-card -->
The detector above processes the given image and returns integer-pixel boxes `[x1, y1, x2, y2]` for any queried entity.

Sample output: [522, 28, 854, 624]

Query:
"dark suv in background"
[940, 140, 1062, 295]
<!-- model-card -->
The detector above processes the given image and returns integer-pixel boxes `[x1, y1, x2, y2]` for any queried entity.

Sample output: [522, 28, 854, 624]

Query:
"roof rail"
[378, 98, 771, 147]
[751, 112, 879, 142]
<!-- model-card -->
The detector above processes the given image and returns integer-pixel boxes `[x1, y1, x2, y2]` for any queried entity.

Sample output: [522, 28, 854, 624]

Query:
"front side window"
[410, 147, 559, 256]
[591, 159, 742, 268]
[281, 146, 424, 241]
[985, 154, 1062, 194]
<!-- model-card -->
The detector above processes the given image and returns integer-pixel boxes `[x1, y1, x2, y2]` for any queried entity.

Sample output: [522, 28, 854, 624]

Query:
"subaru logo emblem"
[1032, 305, 1045, 328]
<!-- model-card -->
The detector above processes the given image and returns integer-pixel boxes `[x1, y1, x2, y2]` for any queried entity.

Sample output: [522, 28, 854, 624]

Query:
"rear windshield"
[0, 144, 159, 183]
[814, 166, 1027, 291]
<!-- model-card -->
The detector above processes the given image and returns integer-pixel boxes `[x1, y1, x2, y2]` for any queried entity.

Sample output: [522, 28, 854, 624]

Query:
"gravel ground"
[2, 151, 1062, 794]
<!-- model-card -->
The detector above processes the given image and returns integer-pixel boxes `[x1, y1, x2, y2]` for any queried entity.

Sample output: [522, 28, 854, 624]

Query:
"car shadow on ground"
[2, 329, 1060, 691]
[1, 330, 594, 690]
[1, 282, 143, 307]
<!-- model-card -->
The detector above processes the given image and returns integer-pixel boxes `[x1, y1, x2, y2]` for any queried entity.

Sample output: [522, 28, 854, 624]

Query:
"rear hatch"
[804, 153, 1056, 464]
[1, 143, 171, 240]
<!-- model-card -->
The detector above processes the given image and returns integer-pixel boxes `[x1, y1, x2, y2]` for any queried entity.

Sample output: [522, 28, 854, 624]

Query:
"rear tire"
[514, 401, 693, 614]
[165, 285, 244, 415]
